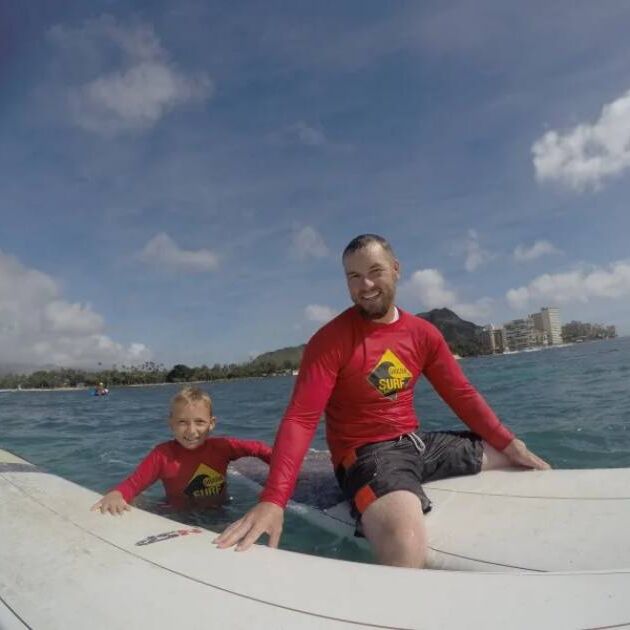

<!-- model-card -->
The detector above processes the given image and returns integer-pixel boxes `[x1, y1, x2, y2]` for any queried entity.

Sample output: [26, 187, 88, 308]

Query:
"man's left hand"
[503, 438, 551, 470]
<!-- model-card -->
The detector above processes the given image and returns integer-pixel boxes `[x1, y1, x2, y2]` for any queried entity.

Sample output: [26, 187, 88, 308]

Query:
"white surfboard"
[2, 447, 630, 630]
[232, 451, 630, 572]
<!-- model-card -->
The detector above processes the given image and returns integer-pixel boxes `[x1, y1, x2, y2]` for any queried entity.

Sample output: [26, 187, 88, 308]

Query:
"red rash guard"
[261, 307, 514, 508]
[115, 437, 272, 508]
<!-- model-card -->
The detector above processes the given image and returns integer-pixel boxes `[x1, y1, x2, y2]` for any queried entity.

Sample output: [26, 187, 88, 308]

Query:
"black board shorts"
[334, 431, 484, 536]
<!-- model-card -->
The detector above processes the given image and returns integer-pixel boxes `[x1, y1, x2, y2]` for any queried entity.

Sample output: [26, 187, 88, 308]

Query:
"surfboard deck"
[3, 447, 630, 630]
[232, 451, 630, 572]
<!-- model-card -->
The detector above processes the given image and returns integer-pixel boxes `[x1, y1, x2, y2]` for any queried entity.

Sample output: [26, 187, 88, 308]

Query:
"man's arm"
[215, 334, 340, 550]
[501, 438, 550, 469]
[423, 329, 550, 469]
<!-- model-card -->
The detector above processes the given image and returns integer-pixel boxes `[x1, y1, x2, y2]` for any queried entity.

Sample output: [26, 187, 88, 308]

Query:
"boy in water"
[91, 386, 272, 514]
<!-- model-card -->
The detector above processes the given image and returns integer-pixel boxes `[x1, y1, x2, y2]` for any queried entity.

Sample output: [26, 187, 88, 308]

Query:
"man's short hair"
[342, 234, 395, 259]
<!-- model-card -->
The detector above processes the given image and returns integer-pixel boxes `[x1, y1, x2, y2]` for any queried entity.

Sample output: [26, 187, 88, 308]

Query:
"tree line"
[0, 358, 301, 390]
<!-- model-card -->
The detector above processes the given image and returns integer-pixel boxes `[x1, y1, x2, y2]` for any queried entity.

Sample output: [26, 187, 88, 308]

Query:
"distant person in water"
[94, 382, 109, 396]
[216, 233, 550, 568]
[91, 386, 272, 514]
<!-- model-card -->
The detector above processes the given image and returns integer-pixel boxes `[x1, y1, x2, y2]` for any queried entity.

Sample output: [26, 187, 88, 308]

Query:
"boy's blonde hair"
[170, 386, 213, 416]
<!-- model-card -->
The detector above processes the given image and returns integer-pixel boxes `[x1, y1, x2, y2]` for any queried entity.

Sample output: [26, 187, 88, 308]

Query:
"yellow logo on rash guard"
[183, 463, 225, 499]
[367, 349, 413, 398]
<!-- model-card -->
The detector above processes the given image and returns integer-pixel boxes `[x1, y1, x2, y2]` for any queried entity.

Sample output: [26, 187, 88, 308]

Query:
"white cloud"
[532, 89, 630, 191]
[464, 229, 492, 272]
[44, 300, 104, 335]
[453, 298, 494, 321]
[290, 122, 327, 146]
[139, 233, 219, 273]
[399, 268, 494, 322]
[305, 304, 337, 324]
[513, 240, 562, 262]
[290, 226, 329, 260]
[73, 62, 211, 134]
[0, 250, 150, 368]
[401, 269, 457, 309]
[51, 17, 212, 134]
[506, 261, 630, 309]
[270, 121, 333, 149]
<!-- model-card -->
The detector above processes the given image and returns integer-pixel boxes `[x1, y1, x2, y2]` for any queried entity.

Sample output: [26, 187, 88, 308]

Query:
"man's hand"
[503, 438, 551, 470]
[90, 490, 131, 515]
[214, 502, 284, 551]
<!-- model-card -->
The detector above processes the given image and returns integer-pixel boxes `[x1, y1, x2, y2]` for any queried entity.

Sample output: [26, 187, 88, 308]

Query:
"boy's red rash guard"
[261, 307, 514, 509]
[114, 437, 272, 506]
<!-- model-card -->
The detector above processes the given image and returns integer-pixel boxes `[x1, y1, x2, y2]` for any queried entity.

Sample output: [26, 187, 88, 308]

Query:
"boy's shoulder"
[205, 436, 239, 448]
[204, 436, 262, 453]
[150, 439, 226, 461]
[151, 440, 179, 456]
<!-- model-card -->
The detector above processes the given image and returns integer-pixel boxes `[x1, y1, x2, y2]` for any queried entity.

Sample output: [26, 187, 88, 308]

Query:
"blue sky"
[1, 1, 630, 368]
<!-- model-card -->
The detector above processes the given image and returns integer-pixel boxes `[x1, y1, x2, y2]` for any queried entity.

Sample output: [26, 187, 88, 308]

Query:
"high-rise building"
[529, 311, 549, 346]
[530, 307, 562, 345]
[481, 324, 508, 354]
[540, 307, 563, 345]
[562, 321, 617, 341]
[531, 311, 544, 333]
[504, 317, 537, 351]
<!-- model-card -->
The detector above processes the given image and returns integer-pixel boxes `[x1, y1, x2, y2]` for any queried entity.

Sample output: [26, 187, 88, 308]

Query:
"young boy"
[91, 386, 272, 514]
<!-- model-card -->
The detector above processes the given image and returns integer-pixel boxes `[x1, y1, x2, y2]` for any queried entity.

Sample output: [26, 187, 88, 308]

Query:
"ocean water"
[1, 336, 629, 564]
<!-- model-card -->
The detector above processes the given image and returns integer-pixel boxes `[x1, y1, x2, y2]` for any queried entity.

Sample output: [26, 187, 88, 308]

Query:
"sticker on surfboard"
[135, 527, 203, 546]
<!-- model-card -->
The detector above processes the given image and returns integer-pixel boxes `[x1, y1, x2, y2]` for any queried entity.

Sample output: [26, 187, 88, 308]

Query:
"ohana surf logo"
[184, 463, 225, 498]
[367, 349, 412, 398]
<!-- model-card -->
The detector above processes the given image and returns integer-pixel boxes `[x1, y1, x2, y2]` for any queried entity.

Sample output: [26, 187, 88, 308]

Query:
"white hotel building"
[532, 307, 563, 345]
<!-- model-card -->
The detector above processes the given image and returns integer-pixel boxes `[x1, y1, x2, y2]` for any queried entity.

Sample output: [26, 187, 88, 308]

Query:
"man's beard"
[355, 291, 394, 320]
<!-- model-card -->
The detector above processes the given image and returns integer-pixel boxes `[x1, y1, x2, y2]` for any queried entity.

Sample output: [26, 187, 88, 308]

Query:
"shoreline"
[1, 337, 622, 393]
[0, 375, 289, 393]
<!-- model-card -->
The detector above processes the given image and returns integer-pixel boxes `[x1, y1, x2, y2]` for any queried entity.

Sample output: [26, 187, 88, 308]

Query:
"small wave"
[99, 451, 133, 466]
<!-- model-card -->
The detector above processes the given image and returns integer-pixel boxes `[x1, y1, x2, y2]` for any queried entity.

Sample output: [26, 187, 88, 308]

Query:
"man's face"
[169, 401, 215, 450]
[343, 243, 400, 320]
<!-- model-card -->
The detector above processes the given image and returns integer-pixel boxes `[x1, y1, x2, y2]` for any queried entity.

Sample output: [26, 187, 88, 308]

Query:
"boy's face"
[169, 401, 215, 450]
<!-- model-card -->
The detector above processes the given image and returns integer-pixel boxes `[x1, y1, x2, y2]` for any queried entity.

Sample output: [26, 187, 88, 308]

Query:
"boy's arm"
[114, 447, 163, 501]
[91, 489, 129, 515]
[226, 438, 273, 464]
[93, 447, 163, 512]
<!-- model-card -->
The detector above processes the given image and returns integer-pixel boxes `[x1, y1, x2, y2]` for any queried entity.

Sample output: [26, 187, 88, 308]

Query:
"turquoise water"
[2, 337, 629, 563]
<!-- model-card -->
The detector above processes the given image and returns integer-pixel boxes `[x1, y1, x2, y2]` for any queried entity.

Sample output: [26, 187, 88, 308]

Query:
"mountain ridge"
[250, 307, 482, 367]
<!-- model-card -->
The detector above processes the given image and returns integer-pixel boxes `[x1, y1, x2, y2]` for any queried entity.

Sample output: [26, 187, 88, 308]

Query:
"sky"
[1, 1, 630, 369]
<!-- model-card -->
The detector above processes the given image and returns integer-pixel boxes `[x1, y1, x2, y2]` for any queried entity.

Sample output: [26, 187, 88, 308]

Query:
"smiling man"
[216, 234, 550, 568]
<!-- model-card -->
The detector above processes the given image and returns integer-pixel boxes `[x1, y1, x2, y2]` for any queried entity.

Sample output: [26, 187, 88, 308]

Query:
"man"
[215, 234, 550, 568]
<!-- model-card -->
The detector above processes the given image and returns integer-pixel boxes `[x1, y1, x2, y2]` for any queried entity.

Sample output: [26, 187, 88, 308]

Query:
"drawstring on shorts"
[399, 432, 426, 455]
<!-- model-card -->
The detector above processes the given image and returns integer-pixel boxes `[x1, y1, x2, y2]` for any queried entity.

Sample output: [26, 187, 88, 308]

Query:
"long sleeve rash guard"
[115, 437, 272, 508]
[261, 307, 514, 508]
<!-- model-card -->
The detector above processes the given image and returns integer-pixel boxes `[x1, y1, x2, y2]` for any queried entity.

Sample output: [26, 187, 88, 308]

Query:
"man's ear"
[209, 416, 217, 430]
[393, 258, 401, 280]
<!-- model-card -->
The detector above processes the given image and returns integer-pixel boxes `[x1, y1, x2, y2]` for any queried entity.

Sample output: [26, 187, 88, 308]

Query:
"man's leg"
[361, 490, 427, 568]
[481, 440, 515, 470]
